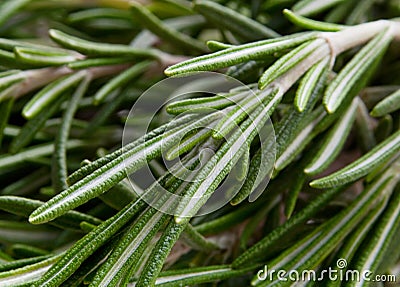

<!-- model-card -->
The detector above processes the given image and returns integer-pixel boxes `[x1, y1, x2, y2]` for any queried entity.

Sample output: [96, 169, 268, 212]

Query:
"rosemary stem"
[322, 20, 394, 55]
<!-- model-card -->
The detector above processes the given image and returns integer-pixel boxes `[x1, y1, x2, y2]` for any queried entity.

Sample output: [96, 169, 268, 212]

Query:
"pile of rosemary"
[0, 0, 399, 286]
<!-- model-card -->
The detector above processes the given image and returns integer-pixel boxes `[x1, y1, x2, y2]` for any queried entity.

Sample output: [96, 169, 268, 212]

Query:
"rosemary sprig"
[0, 2, 399, 287]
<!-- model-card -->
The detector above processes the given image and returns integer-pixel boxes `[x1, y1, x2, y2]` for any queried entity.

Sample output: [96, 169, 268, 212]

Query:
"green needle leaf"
[234, 149, 250, 182]
[165, 32, 318, 76]
[230, 137, 275, 205]
[294, 58, 329, 112]
[355, 98, 377, 152]
[292, 0, 345, 16]
[131, 4, 207, 52]
[181, 224, 219, 251]
[193, 0, 280, 40]
[0, 97, 14, 147]
[22, 70, 87, 119]
[49, 29, 159, 58]
[93, 61, 152, 104]
[61, 233, 122, 287]
[0, 140, 87, 172]
[0, 49, 17, 68]
[52, 75, 90, 192]
[275, 62, 326, 162]
[206, 40, 233, 52]
[0, 254, 62, 287]
[67, 57, 131, 69]
[283, 9, 346, 31]
[99, 180, 138, 210]
[150, 265, 253, 287]
[375, 115, 393, 143]
[0, 220, 60, 247]
[2, 168, 50, 196]
[67, 114, 194, 185]
[0, 38, 51, 52]
[14, 47, 81, 66]
[304, 97, 358, 175]
[32, 200, 145, 287]
[0, 70, 25, 92]
[84, 87, 131, 135]
[165, 126, 213, 161]
[310, 129, 400, 188]
[274, 107, 324, 172]
[283, 150, 319, 218]
[29, 141, 157, 224]
[0, 255, 52, 273]
[11, 244, 49, 258]
[0, 196, 101, 232]
[239, 203, 274, 249]
[166, 90, 248, 115]
[10, 94, 66, 154]
[67, 8, 133, 24]
[371, 88, 400, 117]
[323, 28, 393, 113]
[226, 60, 272, 80]
[345, 0, 376, 25]
[258, 38, 326, 89]
[0, 0, 31, 26]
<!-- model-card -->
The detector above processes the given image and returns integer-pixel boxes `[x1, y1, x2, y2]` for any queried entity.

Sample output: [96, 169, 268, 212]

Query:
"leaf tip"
[370, 109, 380, 117]
[175, 216, 189, 225]
[230, 199, 239, 206]
[304, 166, 316, 175]
[29, 205, 54, 225]
[296, 105, 305, 113]
[285, 209, 293, 219]
[323, 99, 336, 114]
[282, 9, 292, 17]
[92, 98, 101, 106]
[48, 28, 59, 39]
[164, 67, 174, 77]
[28, 212, 42, 225]
[309, 179, 326, 189]
[21, 107, 34, 119]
